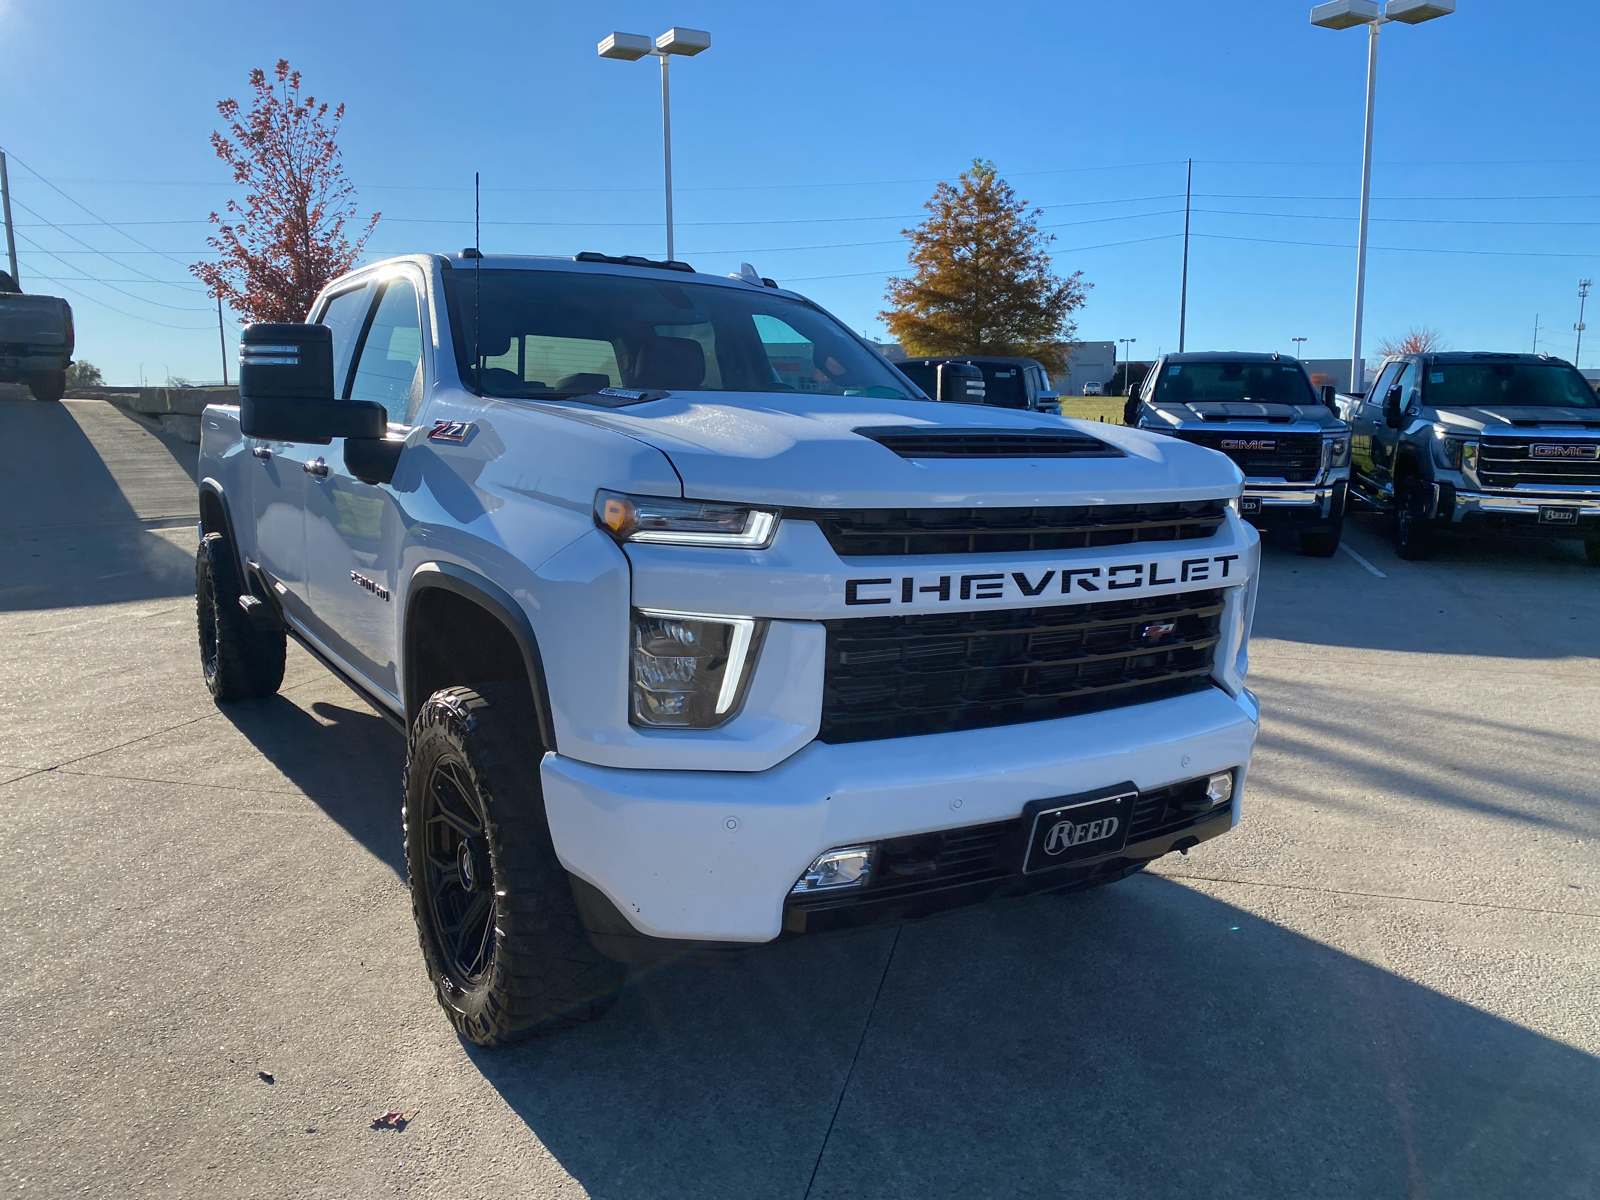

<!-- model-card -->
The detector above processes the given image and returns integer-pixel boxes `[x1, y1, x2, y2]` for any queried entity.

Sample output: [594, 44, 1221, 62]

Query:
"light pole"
[599, 27, 712, 264]
[1118, 338, 1138, 395]
[1312, 0, 1455, 394]
[1292, 336, 1308, 359]
[1576, 279, 1591, 368]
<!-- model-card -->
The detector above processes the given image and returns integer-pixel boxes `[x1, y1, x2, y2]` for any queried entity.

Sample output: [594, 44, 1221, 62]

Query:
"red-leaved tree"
[191, 60, 379, 323]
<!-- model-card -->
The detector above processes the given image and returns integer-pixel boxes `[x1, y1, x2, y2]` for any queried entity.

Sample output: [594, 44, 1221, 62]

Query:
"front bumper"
[1240, 479, 1346, 528]
[541, 684, 1260, 945]
[1447, 489, 1600, 537]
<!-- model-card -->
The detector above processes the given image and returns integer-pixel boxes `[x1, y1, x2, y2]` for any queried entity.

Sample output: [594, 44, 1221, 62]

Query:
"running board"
[284, 628, 407, 736]
[1346, 489, 1391, 514]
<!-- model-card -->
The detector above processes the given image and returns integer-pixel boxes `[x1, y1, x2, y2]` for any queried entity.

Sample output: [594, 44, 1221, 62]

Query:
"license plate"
[1021, 786, 1136, 873]
[1239, 497, 1262, 516]
[1538, 505, 1580, 525]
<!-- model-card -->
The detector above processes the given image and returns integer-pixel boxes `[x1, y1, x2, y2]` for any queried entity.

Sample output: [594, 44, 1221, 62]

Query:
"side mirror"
[936, 362, 985, 404]
[1320, 384, 1337, 409]
[1382, 382, 1404, 429]
[239, 323, 385, 444]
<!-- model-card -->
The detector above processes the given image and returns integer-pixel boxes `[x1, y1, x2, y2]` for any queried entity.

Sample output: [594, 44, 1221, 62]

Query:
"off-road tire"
[1585, 539, 1600, 568]
[403, 684, 623, 1046]
[196, 531, 285, 700]
[1391, 475, 1433, 561]
[1299, 516, 1344, 558]
[27, 371, 66, 402]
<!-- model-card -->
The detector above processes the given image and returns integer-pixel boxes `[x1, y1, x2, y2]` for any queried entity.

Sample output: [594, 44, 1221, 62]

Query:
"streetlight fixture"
[1311, 0, 1455, 394]
[599, 26, 712, 264]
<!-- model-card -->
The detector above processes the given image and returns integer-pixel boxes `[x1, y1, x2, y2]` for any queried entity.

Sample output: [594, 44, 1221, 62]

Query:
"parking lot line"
[1339, 542, 1387, 578]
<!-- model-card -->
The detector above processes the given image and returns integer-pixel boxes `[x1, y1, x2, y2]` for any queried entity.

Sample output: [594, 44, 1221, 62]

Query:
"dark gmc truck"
[1334, 351, 1600, 564]
[0, 288, 74, 402]
[1129, 352, 1351, 557]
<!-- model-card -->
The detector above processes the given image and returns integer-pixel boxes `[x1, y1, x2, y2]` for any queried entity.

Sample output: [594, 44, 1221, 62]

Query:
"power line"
[10, 198, 209, 295]
[1196, 207, 1600, 227]
[18, 268, 215, 330]
[0, 147, 194, 267]
[12, 230, 213, 311]
[1194, 231, 1600, 259]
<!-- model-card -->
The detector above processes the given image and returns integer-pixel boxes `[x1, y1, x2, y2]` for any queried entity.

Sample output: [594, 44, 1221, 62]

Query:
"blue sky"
[2, 0, 1597, 384]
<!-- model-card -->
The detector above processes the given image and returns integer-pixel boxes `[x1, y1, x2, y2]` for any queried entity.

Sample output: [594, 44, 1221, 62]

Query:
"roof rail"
[574, 251, 695, 274]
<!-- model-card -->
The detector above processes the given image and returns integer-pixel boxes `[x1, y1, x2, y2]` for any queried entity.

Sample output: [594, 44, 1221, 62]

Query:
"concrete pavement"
[1, 397, 1596, 1198]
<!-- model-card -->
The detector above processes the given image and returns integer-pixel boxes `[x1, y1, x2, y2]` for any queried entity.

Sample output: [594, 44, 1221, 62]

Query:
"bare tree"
[1375, 326, 1446, 356]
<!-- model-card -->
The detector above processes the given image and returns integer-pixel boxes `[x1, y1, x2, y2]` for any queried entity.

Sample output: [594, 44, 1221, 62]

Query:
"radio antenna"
[474, 171, 482, 393]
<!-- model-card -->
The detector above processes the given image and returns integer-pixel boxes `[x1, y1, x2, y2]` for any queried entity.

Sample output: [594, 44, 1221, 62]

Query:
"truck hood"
[545, 392, 1242, 507]
[1430, 405, 1600, 433]
[1147, 400, 1344, 431]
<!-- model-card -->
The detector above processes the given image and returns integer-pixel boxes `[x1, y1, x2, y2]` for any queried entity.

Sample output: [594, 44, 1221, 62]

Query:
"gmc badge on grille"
[1221, 438, 1276, 451]
[1531, 443, 1600, 460]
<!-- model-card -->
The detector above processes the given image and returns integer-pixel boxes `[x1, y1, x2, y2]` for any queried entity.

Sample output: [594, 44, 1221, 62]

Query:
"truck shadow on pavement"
[472, 876, 1600, 1200]
[216, 694, 408, 875]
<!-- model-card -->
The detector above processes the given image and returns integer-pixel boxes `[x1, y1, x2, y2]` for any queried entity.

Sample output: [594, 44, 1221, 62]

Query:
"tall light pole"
[1118, 338, 1138, 395]
[1576, 279, 1591, 368]
[1292, 336, 1308, 358]
[1312, 0, 1455, 394]
[599, 27, 712, 264]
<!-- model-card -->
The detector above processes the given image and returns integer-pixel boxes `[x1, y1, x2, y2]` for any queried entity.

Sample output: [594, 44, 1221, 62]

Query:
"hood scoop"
[853, 425, 1124, 460]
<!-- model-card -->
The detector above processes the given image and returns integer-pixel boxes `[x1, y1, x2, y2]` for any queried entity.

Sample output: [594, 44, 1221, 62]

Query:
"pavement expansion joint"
[1163, 870, 1599, 920]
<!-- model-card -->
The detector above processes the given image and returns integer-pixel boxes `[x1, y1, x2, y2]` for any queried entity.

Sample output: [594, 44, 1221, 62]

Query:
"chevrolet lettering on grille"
[844, 553, 1243, 605]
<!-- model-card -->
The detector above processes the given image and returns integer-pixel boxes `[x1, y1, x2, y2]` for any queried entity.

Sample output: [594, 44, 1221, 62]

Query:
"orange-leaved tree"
[191, 60, 378, 323]
[881, 159, 1087, 376]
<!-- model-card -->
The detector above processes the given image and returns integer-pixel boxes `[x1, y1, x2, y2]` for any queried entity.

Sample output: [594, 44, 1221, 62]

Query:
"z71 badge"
[428, 420, 475, 443]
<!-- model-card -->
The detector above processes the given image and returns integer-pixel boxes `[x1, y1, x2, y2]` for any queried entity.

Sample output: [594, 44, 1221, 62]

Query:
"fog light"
[790, 846, 873, 893]
[1206, 771, 1235, 805]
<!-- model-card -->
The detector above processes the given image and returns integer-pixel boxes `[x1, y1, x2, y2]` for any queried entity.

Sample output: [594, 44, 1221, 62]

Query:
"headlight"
[596, 489, 779, 548]
[630, 609, 766, 728]
[1322, 435, 1350, 468]
[1430, 427, 1477, 471]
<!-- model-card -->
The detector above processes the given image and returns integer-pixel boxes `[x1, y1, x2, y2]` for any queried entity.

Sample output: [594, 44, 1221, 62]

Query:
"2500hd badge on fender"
[194, 251, 1262, 1045]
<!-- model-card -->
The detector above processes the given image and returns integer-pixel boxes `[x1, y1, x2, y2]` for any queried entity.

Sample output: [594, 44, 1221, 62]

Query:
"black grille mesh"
[792, 500, 1228, 557]
[820, 590, 1225, 743]
[1172, 429, 1321, 483]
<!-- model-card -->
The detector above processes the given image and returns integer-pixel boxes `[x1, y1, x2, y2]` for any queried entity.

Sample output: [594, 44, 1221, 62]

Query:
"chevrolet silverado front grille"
[1478, 435, 1600, 489]
[1172, 430, 1321, 483]
[792, 500, 1228, 557]
[819, 590, 1225, 743]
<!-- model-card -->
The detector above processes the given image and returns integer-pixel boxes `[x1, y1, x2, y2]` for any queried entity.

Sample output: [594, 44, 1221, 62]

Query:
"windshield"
[441, 269, 913, 401]
[1153, 360, 1317, 406]
[1424, 361, 1599, 409]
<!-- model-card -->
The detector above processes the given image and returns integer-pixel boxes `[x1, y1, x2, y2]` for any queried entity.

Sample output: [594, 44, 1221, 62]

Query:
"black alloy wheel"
[1391, 475, 1433, 561]
[403, 684, 623, 1045]
[416, 756, 497, 987]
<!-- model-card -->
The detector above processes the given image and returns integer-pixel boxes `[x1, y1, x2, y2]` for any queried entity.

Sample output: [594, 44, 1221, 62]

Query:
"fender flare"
[404, 561, 559, 751]
[198, 476, 248, 578]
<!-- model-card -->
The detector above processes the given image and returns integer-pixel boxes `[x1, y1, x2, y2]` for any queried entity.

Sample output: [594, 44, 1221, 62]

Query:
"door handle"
[252, 446, 273, 461]
[304, 458, 329, 478]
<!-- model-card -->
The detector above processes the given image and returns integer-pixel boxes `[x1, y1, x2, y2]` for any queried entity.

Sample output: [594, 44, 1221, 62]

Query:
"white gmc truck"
[195, 252, 1261, 1045]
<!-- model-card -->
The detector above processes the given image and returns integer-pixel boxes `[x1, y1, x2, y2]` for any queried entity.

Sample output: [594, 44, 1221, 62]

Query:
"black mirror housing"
[1383, 384, 1405, 429]
[1320, 384, 1337, 409]
[238, 322, 386, 443]
[936, 362, 985, 404]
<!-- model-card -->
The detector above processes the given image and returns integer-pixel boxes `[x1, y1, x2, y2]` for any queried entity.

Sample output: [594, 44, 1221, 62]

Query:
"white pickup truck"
[195, 252, 1261, 1044]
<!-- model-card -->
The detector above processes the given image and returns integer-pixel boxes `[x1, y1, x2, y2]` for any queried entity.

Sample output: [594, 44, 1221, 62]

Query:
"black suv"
[897, 355, 1058, 411]
[1130, 352, 1351, 556]
[1335, 352, 1600, 563]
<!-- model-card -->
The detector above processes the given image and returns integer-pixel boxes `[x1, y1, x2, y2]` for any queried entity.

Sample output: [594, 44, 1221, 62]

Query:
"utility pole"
[0, 151, 19, 289]
[1178, 158, 1192, 353]
[1576, 280, 1592, 368]
[217, 296, 229, 387]
[1532, 313, 1539, 354]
